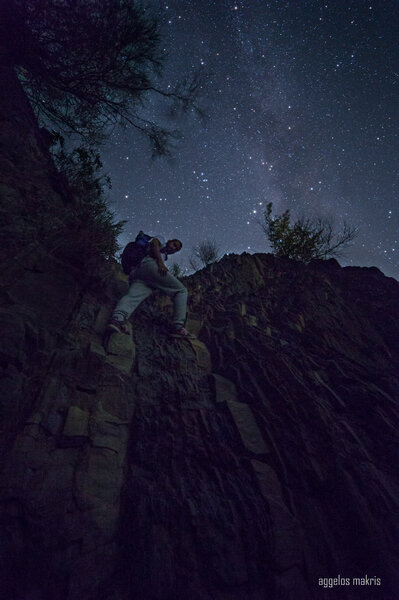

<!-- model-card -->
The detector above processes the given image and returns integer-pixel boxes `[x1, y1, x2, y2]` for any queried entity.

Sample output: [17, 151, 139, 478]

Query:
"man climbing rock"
[107, 233, 196, 339]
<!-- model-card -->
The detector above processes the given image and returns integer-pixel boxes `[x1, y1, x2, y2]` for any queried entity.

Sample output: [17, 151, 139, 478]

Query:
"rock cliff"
[1, 62, 399, 600]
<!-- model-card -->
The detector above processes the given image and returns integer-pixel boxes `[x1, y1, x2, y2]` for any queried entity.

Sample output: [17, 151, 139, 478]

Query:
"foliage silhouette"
[189, 239, 221, 270]
[50, 134, 125, 264]
[262, 202, 358, 262]
[3, 0, 204, 154]
[169, 262, 186, 279]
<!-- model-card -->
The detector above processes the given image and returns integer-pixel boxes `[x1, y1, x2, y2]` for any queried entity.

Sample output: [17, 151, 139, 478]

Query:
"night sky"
[102, 1, 399, 279]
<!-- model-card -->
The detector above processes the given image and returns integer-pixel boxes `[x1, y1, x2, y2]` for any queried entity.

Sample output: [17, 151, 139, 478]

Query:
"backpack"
[121, 231, 152, 275]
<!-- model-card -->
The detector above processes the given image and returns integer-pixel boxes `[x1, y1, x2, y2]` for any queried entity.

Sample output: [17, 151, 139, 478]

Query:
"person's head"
[165, 239, 182, 255]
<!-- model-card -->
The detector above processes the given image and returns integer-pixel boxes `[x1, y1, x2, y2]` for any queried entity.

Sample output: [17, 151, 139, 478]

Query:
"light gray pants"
[112, 257, 187, 327]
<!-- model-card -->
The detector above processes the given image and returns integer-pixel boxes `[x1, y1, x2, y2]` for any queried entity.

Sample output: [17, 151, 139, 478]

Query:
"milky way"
[102, 1, 399, 278]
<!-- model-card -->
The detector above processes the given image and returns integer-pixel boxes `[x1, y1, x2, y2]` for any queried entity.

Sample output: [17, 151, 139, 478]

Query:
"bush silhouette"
[262, 202, 358, 262]
[189, 239, 221, 270]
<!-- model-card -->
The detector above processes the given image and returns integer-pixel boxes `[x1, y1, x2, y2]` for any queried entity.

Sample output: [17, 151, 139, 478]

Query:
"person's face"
[166, 240, 182, 254]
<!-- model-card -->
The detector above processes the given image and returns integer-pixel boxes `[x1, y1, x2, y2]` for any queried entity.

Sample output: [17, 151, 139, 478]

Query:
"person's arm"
[149, 238, 168, 275]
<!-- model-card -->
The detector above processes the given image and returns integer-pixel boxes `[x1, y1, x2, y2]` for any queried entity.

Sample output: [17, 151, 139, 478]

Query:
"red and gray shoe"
[107, 318, 129, 335]
[169, 326, 196, 339]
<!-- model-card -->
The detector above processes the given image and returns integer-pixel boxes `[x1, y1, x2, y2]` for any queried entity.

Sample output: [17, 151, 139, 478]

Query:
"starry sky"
[102, 0, 399, 279]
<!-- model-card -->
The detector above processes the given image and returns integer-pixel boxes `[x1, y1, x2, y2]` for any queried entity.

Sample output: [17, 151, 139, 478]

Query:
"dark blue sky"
[102, 0, 399, 278]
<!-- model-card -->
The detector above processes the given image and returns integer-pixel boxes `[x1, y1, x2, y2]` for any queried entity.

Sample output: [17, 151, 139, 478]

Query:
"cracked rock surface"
[1, 250, 399, 600]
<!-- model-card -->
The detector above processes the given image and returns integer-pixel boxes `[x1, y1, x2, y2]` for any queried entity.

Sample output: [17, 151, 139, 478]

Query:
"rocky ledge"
[0, 247, 398, 600]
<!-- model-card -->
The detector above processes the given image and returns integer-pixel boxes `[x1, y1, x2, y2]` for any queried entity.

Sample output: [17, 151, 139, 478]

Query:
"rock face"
[1, 64, 399, 600]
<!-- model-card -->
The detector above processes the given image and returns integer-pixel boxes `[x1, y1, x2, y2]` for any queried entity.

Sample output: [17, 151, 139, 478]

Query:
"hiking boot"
[169, 326, 196, 339]
[107, 318, 129, 335]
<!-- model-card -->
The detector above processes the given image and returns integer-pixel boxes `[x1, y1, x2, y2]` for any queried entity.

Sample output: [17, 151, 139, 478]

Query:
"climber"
[107, 235, 196, 339]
